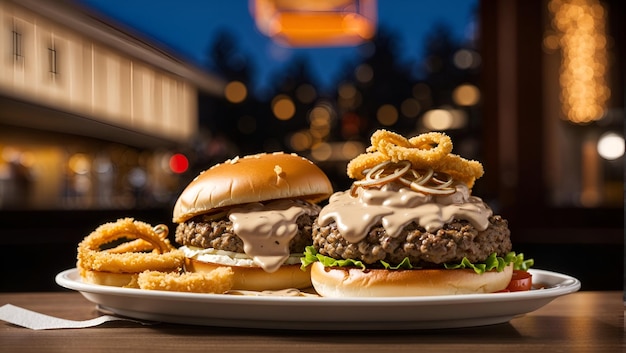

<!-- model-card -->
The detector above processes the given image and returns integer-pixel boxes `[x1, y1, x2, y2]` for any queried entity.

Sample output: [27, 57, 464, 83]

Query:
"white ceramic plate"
[56, 268, 580, 330]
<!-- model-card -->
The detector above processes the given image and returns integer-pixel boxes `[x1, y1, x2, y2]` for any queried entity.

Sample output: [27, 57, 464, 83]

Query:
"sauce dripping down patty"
[317, 183, 492, 244]
[228, 199, 320, 272]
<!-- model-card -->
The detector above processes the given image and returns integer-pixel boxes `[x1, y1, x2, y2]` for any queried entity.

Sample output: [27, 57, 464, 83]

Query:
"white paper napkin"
[0, 304, 153, 330]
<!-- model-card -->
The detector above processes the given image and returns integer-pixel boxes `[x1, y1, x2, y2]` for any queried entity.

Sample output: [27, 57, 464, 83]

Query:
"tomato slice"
[505, 270, 533, 292]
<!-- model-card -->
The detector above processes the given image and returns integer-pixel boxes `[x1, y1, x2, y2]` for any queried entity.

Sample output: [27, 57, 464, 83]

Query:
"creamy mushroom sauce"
[317, 183, 492, 243]
[228, 199, 320, 272]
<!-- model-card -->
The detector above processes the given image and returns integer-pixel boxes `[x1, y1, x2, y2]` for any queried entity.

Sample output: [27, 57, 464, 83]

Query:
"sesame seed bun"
[173, 152, 333, 223]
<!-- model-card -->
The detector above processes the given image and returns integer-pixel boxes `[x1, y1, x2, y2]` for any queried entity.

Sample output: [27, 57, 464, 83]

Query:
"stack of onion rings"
[77, 218, 235, 293]
[348, 130, 484, 189]
[77, 218, 185, 288]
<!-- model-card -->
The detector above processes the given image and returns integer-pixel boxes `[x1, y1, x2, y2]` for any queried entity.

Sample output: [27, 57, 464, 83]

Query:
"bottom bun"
[310, 262, 514, 297]
[81, 270, 139, 288]
[185, 258, 312, 291]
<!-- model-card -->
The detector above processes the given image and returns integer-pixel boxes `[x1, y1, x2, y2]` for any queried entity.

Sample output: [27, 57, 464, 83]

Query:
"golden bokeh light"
[376, 104, 398, 126]
[308, 103, 334, 139]
[341, 140, 364, 160]
[548, 0, 610, 124]
[422, 108, 467, 131]
[289, 130, 313, 151]
[224, 81, 247, 103]
[338, 83, 357, 100]
[452, 84, 480, 106]
[309, 106, 331, 126]
[542, 33, 560, 52]
[68, 153, 91, 175]
[337, 83, 361, 109]
[310, 142, 332, 161]
[423, 109, 453, 131]
[271, 94, 296, 120]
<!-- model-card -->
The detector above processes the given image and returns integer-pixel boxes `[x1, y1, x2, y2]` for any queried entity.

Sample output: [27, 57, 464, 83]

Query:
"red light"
[169, 153, 189, 174]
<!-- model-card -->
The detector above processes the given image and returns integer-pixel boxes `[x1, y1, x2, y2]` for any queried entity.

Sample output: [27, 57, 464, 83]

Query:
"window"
[12, 27, 22, 61]
[48, 47, 57, 75]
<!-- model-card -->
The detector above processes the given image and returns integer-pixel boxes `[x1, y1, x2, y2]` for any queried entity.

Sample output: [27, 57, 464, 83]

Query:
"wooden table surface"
[0, 291, 623, 352]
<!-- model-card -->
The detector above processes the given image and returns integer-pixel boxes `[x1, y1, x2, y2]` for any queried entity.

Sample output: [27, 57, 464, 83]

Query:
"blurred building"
[0, 0, 225, 210]
[480, 0, 623, 290]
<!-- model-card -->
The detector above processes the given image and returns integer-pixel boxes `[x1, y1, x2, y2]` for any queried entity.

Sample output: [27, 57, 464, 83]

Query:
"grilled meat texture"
[312, 215, 512, 268]
[175, 213, 316, 254]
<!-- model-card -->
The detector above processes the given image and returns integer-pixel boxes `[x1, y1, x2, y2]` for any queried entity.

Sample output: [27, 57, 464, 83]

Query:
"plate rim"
[55, 268, 581, 330]
[55, 267, 581, 305]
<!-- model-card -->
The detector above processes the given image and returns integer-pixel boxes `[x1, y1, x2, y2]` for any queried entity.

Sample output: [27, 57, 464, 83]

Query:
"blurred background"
[0, 0, 622, 291]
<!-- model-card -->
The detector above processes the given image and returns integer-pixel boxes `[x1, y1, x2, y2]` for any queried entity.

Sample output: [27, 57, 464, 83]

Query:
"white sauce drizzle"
[318, 183, 492, 244]
[228, 199, 319, 272]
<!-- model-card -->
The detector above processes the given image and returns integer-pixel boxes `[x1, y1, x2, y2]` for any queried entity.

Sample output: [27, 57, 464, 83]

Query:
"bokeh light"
[376, 104, 398, 126]
[422, 109, 453, 131]
[355, 64, 374, 83]
[310, 142, 332, 161]
[169, 153, 189, 174]
[400, 98, 421, 118]
[548, 0, 610, 124]
[68, 153, 90, 174]
[453, 49, 481, 69]
[422, 108, 467, 131]
[271, 95, 296, 120]
[224, 81, 247, 103]
[597, 132, 625, 160]
[289, 131, 313, 151]
[452, 84, 480, 106]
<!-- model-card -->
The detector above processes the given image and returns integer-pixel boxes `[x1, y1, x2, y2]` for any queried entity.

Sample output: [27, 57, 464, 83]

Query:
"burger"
[301, 130, 532, 297]
[173, 152, 333, 291]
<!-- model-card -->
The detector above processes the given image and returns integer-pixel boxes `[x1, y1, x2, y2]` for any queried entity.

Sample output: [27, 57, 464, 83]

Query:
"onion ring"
[347, 129, 484, 189]
[137, 268, 234, 293]
[371, 130, 453, 165]
[103, 224, 169, 254]
[77, 218, 184, 283]
[347, 151, 389, 179]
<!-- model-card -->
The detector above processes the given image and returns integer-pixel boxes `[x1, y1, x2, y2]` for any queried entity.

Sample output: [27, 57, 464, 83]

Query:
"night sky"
[77, 0, 478, 94]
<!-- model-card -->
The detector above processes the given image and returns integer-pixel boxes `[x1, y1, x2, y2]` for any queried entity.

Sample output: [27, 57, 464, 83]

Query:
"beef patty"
[175, 213, 317, 254]
[312, 215, 512, 268]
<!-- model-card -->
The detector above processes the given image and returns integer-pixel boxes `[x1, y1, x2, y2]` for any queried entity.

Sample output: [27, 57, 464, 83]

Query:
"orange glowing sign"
[251, 0, 377, 47]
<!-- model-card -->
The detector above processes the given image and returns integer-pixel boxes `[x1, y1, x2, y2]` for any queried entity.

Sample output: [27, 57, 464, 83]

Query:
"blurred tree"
[205, 29, 253, 82]
[263, 56, 320, 151]
[195, 29, 263, 172]
[195, 23, 483, 178]
[333, 28, 416, 141]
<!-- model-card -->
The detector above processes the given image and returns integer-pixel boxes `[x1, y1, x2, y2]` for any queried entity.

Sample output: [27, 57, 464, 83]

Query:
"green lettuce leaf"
[301, 245, 534, 274]
[301, 246, 366, 270]
[444, 252, 534, 274]
[380, 257, 414, 270]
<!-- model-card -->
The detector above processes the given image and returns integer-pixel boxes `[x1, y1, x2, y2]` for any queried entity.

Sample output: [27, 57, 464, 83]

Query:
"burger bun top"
[173, 152, 333, 223]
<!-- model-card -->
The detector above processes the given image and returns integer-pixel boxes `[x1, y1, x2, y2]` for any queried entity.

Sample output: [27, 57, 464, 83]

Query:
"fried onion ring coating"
[347, 129, 484, 188]
[372, 130, 453, 165]
[347, 151, 389, 179]
[137, 268, 234, 293]
[77, 218, 184, 281]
